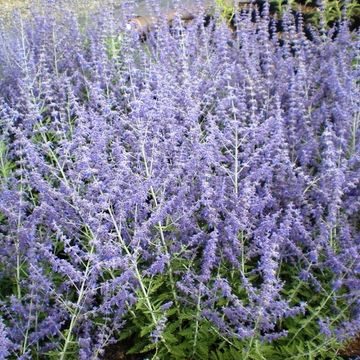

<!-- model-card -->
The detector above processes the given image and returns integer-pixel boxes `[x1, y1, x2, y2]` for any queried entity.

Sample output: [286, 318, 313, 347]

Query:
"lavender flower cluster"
[0, 1, 359, 358]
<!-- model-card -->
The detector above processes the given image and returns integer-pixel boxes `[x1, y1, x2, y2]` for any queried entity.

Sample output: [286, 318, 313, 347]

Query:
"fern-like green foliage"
[111, 256, 352, 360]
[0, 141, 14, 182]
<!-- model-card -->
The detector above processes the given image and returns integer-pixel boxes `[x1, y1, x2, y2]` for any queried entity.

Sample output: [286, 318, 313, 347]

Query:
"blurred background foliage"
[0, 0, 359, 28]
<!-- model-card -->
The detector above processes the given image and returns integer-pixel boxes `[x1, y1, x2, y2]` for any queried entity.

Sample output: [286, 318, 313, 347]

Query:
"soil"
[340, 335, 360, 358]
[102, 343, 144, 360]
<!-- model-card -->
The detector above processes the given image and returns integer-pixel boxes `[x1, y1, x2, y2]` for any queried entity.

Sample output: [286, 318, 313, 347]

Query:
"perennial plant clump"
[0, 0, 359, 359]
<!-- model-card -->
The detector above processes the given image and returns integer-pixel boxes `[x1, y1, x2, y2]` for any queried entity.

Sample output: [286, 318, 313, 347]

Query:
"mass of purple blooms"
[0, 0, 359, 358]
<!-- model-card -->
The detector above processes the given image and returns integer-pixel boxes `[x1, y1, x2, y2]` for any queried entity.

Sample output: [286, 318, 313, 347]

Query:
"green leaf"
[140, 323, 155, 338]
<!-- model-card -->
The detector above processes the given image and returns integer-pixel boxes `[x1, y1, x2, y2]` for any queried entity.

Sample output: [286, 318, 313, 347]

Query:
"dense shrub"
[0, 1, 359, 359]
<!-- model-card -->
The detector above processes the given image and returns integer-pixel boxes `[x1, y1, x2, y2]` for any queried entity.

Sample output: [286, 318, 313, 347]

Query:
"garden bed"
[0, 1, 359, 359]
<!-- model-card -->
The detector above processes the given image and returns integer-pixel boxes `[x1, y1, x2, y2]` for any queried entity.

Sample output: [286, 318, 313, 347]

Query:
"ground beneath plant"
[341, 335, 360, 359]
[103, 343, 145, 360]
[102, 336, 360, 360]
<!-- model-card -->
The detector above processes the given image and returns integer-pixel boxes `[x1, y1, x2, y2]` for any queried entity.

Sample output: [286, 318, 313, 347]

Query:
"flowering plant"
[0, 1, 359, 359]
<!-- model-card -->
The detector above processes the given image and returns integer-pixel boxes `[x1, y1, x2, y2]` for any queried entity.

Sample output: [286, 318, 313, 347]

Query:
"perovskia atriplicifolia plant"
[0, 0, 359, 359]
